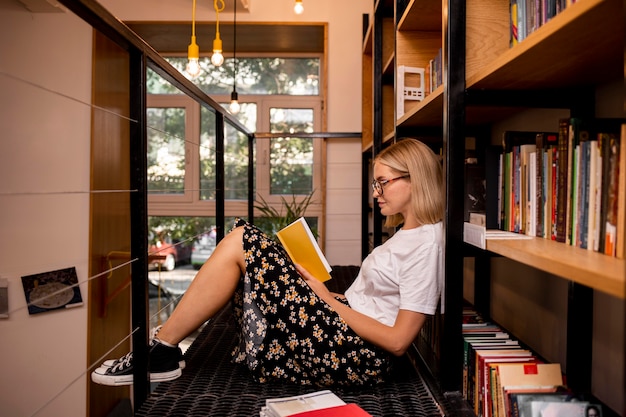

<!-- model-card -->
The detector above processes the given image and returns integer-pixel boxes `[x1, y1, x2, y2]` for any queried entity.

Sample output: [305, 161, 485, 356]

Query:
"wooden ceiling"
[127, 22, 325, 54]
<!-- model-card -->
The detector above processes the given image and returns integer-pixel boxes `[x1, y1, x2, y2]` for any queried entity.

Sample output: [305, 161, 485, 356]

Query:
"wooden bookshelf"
[363, 0, 624, 413]
[396, 85, 443, 127]
[395, 0, 443, 129]
[486, 237, 625, 299]
[362, 18, 373, 151]
[466, 0, 622, 91]
[397, 0, 442, 32]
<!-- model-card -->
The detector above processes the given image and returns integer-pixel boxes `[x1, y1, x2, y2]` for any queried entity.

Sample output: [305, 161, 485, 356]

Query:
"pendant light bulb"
[229, 90, 240, 114]
[294, 0, 304, 14]
[186, 36, 201, 78]
[211, 35, 224, 67]
[186, 0, 201, 78]
[211, 0, 225, 67]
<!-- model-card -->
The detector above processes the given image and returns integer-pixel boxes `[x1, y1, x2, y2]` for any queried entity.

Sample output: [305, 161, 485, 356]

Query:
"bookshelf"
[362, 13, 373, 152]
[485, 237, 625, 299]
[465, 0, 622, 91]
[362, 0, 624, 414]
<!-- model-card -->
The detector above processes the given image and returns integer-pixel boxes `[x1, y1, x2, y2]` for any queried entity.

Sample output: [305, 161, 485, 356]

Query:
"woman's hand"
[295, 264, 333, 302]
[296, 265, 424, 356]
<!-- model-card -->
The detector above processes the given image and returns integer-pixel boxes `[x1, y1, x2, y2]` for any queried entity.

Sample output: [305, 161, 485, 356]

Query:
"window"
[199, 103, 256, 201]
[269, 108, 314, 195]
[153, 57, 320, 96]
[147, 107, 186, 196]
[146, 56, 324, 224]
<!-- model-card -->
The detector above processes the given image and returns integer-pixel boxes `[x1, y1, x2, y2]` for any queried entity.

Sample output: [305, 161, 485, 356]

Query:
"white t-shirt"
[344, 222, 444, 326]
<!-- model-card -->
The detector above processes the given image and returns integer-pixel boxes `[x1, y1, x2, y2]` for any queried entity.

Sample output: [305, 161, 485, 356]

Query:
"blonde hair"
[374, 138, 444, 228]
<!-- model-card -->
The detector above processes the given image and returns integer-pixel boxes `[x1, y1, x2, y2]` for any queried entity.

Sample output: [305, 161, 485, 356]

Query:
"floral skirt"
[230, 219, 390, 386]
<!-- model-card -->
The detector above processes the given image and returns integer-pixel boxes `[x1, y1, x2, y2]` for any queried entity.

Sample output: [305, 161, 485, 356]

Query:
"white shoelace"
[109, 352, 133, 373]
[106, 325, 164, 371]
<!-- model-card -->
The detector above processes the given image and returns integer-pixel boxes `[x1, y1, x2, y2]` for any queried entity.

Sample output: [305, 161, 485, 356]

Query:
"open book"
[276, 217, 332, 282]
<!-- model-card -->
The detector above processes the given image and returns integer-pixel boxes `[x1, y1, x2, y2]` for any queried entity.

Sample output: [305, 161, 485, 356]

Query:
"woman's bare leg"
[155, 226, 246, 345]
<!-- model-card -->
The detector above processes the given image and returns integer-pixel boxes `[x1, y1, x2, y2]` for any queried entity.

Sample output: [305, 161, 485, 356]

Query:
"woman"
[92, 138, 444, 387]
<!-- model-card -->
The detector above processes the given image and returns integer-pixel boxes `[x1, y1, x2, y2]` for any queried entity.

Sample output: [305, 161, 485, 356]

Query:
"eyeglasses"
[371, 175, 409, 196]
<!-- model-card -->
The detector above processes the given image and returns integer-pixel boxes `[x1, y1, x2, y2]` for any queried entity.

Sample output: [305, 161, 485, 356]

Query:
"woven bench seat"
[136, 266, 447, 417]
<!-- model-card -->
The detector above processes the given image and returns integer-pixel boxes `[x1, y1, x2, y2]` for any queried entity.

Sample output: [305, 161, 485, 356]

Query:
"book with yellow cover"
[276, 217, 332, 282]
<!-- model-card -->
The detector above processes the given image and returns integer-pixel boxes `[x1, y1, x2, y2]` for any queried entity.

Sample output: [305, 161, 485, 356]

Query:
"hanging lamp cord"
[214, 0, 225, 36]
[191, 0, 196, 38]
[233, 0, 237, 91]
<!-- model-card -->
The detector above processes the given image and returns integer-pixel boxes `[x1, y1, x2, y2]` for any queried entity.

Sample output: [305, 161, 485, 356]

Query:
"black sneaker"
[100, 325, 186, 370]
[91, 339, 183, 386]
[101, 350, 186, 370]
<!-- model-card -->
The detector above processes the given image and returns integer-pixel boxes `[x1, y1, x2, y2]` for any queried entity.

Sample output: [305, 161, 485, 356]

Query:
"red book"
[288, 403, 373, 417]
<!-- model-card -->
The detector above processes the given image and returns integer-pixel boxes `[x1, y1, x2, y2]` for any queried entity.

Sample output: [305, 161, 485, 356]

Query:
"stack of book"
[462, 307, 603, 417]
[260, 390, 372, 417]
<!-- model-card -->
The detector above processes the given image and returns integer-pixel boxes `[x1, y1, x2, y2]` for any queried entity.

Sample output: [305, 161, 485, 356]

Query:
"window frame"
[147, 94, 199, 206]
[147, 95, 324, 220]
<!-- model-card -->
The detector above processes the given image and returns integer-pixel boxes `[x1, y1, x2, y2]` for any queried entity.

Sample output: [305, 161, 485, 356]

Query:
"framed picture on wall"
[21, 266, 83, 315]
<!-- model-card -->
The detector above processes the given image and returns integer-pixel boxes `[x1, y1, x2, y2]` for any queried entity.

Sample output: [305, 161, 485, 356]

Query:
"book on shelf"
[587, 138, 602, 252]
[519, 143, 536, 235]
[529, 400, 590, 417]
[535, 132, 558, 239]
[462, 322, 527, 406]
[484, 356, 541, 417]
[565, 117, 593, 247]
[463, 222, 533, 250]
[458, 309, 603, 417]
[555, 118, 570, 243]
[496, 362, 564, 417]
[617, 124, 626, 259]
[260, 390, 372, 417]
[477, 348, 537, 413]
[276, 217, 332, 282]
[563, 118, 625, 257]
[510, 0, 572, 47]
[497, 362, 563, 389]
[509, 0, 519, 47]
[492, 120, 625, 259]
[604, 126, 623, 257]
[428, 48, 443, 92]
[501, 131, 544, 233]
[470, 348, 535, 415]
[507, 390, 598, 417]
[598, 132, 613, 254]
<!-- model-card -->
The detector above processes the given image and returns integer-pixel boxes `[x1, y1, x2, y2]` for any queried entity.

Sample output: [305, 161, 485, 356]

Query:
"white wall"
[99, 0, 370, 265]
[0, 2, 369, 414]
[0, 3, 92, 417]
[325, 138, 363, 265]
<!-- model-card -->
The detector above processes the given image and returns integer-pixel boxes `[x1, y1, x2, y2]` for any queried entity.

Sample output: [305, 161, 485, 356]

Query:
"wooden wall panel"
[87, 30, 132, 417]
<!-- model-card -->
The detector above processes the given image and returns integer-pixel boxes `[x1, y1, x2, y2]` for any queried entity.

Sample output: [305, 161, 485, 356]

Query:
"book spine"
[528, 151, 537, 237]
[571, 142, 579, 246]
[514, 146, 521, 233]
[565, 118, 577, 245]
[504, 153, 512, 231]
[555, 119, 569, 243]
[551, 147, 558, 240]
[598, 133, 611, 253]
[588, 139, 601, 251]
[616, 124, 626, 259]
[510, 0, 519, 47]
[535, 134, 544, 238]
[579, 139, 591, 249]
